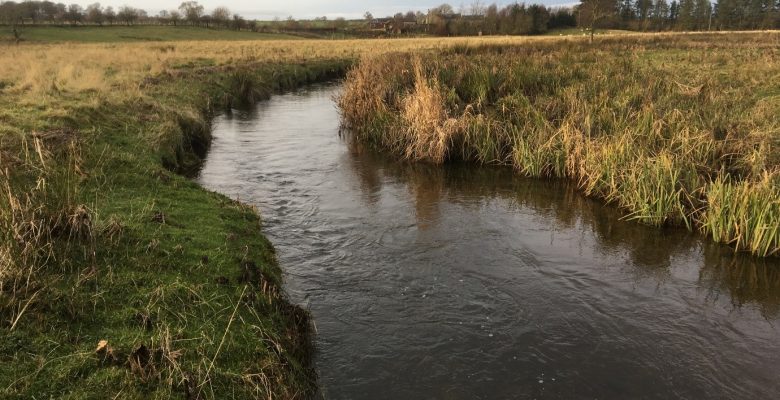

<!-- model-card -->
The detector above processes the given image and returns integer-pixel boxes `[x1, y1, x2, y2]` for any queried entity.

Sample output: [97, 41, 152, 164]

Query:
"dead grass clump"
[401, 59, 462, 163]
[0, 130, 96, 329]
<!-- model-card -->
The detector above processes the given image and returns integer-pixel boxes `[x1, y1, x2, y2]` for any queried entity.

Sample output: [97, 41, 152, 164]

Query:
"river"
[197, 83, 780, 399]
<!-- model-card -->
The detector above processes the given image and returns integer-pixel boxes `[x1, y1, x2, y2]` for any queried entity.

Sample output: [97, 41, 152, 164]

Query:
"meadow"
[0, 28, 778, 399]
[0, 29, 574, 399]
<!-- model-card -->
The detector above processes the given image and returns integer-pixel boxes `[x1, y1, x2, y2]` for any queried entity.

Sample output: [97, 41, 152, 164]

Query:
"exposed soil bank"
[0, 60, 349, 398]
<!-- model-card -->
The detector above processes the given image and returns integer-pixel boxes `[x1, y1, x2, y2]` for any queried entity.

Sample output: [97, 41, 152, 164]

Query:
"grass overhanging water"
[338, 32, 780, 257]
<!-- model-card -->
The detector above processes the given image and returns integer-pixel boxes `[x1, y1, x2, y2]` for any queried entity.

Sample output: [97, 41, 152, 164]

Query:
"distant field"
[2, 25, 302, 42]
[544, 27, 634, 36]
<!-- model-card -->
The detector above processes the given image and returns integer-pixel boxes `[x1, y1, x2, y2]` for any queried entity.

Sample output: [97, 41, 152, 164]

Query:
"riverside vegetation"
[0, 32, 567, 398]
[339, 32, 780, 257]
[1, 29, 778, 398]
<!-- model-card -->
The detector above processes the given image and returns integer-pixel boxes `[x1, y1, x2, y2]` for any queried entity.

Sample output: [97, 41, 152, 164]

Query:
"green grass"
[4, 25, 302, 43]
[0, 56, 350, 398]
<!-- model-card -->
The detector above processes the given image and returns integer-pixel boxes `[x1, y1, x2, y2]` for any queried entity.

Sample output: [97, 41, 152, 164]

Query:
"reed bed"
[338, 32, 780, 256]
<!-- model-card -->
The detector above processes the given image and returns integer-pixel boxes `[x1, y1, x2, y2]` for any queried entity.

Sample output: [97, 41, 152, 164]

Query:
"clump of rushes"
[339, 32, 780, 257]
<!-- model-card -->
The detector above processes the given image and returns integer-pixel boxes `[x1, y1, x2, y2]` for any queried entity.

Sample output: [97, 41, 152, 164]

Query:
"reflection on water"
[198, 84, 780, 399]
[347, 137, 780, 318]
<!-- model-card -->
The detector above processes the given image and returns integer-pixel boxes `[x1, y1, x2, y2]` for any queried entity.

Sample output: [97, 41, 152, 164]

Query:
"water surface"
[198, 84, 780, 399]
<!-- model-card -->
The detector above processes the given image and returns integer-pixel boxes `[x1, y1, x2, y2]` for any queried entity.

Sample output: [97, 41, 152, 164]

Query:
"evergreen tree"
[715, 0, 742, 29]
[652, 0, 671, 29]
[636, 0, 654, 29]
[693, 0, 712, 29]
[669, 0, 680, 25]
[677, 0, 695, 29]
[620, 0, 636, 26]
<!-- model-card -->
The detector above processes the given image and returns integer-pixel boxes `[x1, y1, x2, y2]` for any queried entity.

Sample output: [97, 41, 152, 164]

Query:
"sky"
[83, 0, 577, 20]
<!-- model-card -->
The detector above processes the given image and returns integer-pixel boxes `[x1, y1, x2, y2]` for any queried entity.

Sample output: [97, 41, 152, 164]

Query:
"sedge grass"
[338, 32, 780, 256]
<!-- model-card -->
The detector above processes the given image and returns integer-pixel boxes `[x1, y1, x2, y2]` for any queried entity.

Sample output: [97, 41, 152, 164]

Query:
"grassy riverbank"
[2, 31, 777, 398]
[0, 47, 349, 397]
[339, 32, 780, 257]
[1, 34, 570, 398]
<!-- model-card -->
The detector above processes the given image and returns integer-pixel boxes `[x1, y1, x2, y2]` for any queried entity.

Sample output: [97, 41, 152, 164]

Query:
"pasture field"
[2, 25, 302, 43]
[0, 30, 777, 398]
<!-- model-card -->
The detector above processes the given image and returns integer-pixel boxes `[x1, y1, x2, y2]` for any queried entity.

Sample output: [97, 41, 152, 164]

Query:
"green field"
[3, 25, 302, 43]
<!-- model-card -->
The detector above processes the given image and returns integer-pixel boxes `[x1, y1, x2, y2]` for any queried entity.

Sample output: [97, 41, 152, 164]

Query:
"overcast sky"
[86, 1, 578, 20]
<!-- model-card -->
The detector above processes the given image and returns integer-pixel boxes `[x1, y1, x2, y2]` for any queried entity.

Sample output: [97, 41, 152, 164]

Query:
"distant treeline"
[0, 1, 257, 30]
[0, 0, 778, 36]
[387, 0, 779, 35]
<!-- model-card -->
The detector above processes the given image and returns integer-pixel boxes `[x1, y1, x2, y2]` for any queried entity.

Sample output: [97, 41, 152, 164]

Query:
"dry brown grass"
[0, 36, 552, 97]
[401, 58, 464, 163]
[338, 32, 780, 256]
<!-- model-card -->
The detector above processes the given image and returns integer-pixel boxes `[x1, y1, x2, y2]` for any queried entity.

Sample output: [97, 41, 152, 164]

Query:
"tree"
[117, 5, 137, 25]
[691, 0, 711, 29]
[66, 3, 83, 24]
[333, 16, 347, 29]
[0, 1, 24, 42]
[651, 0, 670, 29]
[85, 3, 103, 25]
[469, 0, 486, 16]
[431, 3, 456, 17]
[104, 6, 115, 24]
[549, 7, 578, 30]
[578, 0, 618, 41]
[484, 4, 499, 34]
[676, 0, 694, 29]
[211, 6, 230, 28]
[169, 10, 181, 26]
[231, 13, 245, 30]
[285, 16, 298, 29]
[636, 0, 654, 30]
[178, 1, 203, 25]
[528, 4, 551, 34]
[620, 0, 636, 25]
[364, 11, 373, 27]
[669, 0, 679, 25]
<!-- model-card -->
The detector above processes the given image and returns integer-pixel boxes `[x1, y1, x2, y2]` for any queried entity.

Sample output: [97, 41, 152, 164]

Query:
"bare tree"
[364, 11, 373, 27]
[85, 3, 103, 25]
[66, 4, 83, 25]
[169, 10, 181, 26]
[104, 6, 115, 24]
[578, 0, 617, 42]
[117, 5, 137, 25]
[470, 0, 487, 16]
[333, 16, 347, 29]
[211, 6, 230, 28]
[178, 1, 203, 25]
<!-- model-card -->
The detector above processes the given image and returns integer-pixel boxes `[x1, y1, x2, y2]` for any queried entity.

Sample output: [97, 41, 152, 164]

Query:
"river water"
[197, 84, 780, 399]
